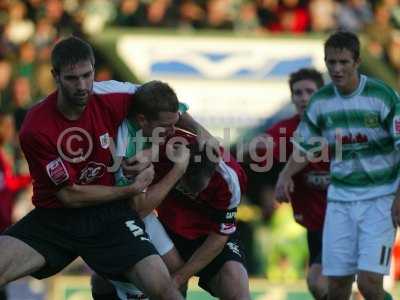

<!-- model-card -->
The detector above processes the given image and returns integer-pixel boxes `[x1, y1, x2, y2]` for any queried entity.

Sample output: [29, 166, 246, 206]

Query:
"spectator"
[114, 0, 147, 27]
[336, 0, 372, 32]
[309, 0, 337, 32]
[178, 0, 206, 29]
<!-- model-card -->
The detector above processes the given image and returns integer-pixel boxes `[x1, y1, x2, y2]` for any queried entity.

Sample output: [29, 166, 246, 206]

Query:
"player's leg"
[306, 229, 328, 300]
[123, 214, 185, 300]
[91, 273, 119, 300]
[356, 196, 396, 300]
[124, 254, 184, 300]
[357, 271, 384, 300]
[208, 260, 250, 300]
[0, 286, 6, 300]
[327, 275, 354, 300]
[145, 213, 186, 294]
[82, 205, 183, 300]
[198, 237, 250, 300]
[0, 235, 45, 286]
[0, 208, 77, 287]
[323, 202, 357, 300]
[307, 264, 328, 300]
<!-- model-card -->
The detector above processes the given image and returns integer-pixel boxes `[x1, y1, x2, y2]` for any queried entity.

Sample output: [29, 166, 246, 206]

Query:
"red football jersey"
[264, 114, 328, 230]
[0, 150, 31, 231]
[19, 81, 136, 208]
[156, 132, 247, 240]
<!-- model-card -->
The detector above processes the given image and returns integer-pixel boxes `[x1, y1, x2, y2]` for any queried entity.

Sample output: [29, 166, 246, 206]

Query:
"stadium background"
[2, 0, 400, 299]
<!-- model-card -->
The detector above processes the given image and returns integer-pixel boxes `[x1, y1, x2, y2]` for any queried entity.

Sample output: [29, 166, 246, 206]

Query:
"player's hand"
[275, 172, 294, 203]
[129, 164, 154, 194]
[167, 143, 190, 174]
[122, 148, 153, 178]
[391, 196, 400, 227]
[198, 133, 222, 161]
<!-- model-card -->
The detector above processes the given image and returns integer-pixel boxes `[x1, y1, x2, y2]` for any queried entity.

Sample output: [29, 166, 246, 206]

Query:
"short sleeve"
[292, 105, 323, 154]
[19, 130, 75, 191]
[386, 94, 400, 150]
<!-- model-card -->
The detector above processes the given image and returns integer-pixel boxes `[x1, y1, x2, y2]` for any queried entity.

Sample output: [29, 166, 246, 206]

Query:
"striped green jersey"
[115, 102, 189, 186]
[293, 75, 400, 201]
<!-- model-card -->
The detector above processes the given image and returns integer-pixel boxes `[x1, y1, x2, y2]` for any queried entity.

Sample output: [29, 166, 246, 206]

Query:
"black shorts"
[307, 229, 323, 266]
[3, 200, 157, 280]
[165, 228, 246, 295]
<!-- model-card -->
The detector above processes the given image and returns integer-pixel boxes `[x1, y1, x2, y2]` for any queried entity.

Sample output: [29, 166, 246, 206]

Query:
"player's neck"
[336, 74, 360, 96]
[57, 95, 86, 121]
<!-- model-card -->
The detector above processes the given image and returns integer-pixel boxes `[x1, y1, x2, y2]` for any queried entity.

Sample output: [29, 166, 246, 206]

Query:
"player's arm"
[275, 150, 309, 202]
[277, 104, 325, 202]
[130, 144, 190, 217]
[178, 112, 221, 156]
[57, 165, 154, 208]
[173, 232, 228, 286]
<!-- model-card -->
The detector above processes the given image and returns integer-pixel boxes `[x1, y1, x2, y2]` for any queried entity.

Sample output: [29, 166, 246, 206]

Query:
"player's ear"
[51, 69, 60, 83]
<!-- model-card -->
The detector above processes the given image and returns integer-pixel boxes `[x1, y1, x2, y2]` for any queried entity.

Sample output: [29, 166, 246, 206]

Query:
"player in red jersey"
[155, 138, 251, 300]
[266, 68, 328, 300]
[0, 112, 31, 234]
[0, 112, 31, 300]
[0, 36, 212, 300]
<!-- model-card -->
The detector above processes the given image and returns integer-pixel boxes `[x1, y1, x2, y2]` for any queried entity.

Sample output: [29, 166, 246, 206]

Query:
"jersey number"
[125, 220, 144, 237]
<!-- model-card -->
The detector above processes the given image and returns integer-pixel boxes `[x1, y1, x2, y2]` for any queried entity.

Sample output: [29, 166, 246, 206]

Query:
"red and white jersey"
[260, 114, 329, 230]
[19, 80, 137, 208]
[156, 133, 247, 240]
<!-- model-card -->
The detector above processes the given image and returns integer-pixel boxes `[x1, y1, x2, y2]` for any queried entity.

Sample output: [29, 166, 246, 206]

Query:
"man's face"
[142, 111, 179, 139]
[54, 60, 94, 108]
[291, 79, 319, 118]
[325, 47, 360, 94]
[176, 173, 212, 200]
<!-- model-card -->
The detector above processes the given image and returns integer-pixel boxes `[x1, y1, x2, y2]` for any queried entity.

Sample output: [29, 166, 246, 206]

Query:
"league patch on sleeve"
[46, 158, 69, 185]
[393, 116, 400, 136]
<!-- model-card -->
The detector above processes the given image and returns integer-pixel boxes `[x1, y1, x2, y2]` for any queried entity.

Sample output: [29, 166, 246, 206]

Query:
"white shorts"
[111, 212, 174, 300]
[322, 195, 396, 276]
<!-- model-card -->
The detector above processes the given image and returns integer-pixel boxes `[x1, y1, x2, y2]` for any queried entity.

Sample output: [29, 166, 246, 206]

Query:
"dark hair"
[51, 36, 95, 74]
[182, 143, 219, 191]
[324, 31, 360, 60]
[128, 80, 179, 120]
[288, 68, 324, 92]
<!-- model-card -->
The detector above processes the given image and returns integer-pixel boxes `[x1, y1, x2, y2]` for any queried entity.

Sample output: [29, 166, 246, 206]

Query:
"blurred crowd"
[1, 0, 400, 121]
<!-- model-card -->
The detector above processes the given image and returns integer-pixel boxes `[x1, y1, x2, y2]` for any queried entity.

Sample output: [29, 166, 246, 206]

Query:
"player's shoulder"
[310, 83, 335, 104]
[173, 129, 197, 144]
[267, 114, 300, 136]
[362, 75, 398, 101]
[93, 80, 138, 95]
[20, 93, 56, 137]
[207, 160, 242, 208]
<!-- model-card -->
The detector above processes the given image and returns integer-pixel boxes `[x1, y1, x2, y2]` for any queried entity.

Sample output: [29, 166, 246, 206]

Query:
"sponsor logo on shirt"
[339, 133, 368, 145]
[220, 222, 236, 234]
[304, 171, 330, 190]
[78, 161, 106, 184]
[364, 113, 379, 128]
[99, 132, 110, 149]
[46, 158, 69, 185]
[227, 241, 241, 257]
